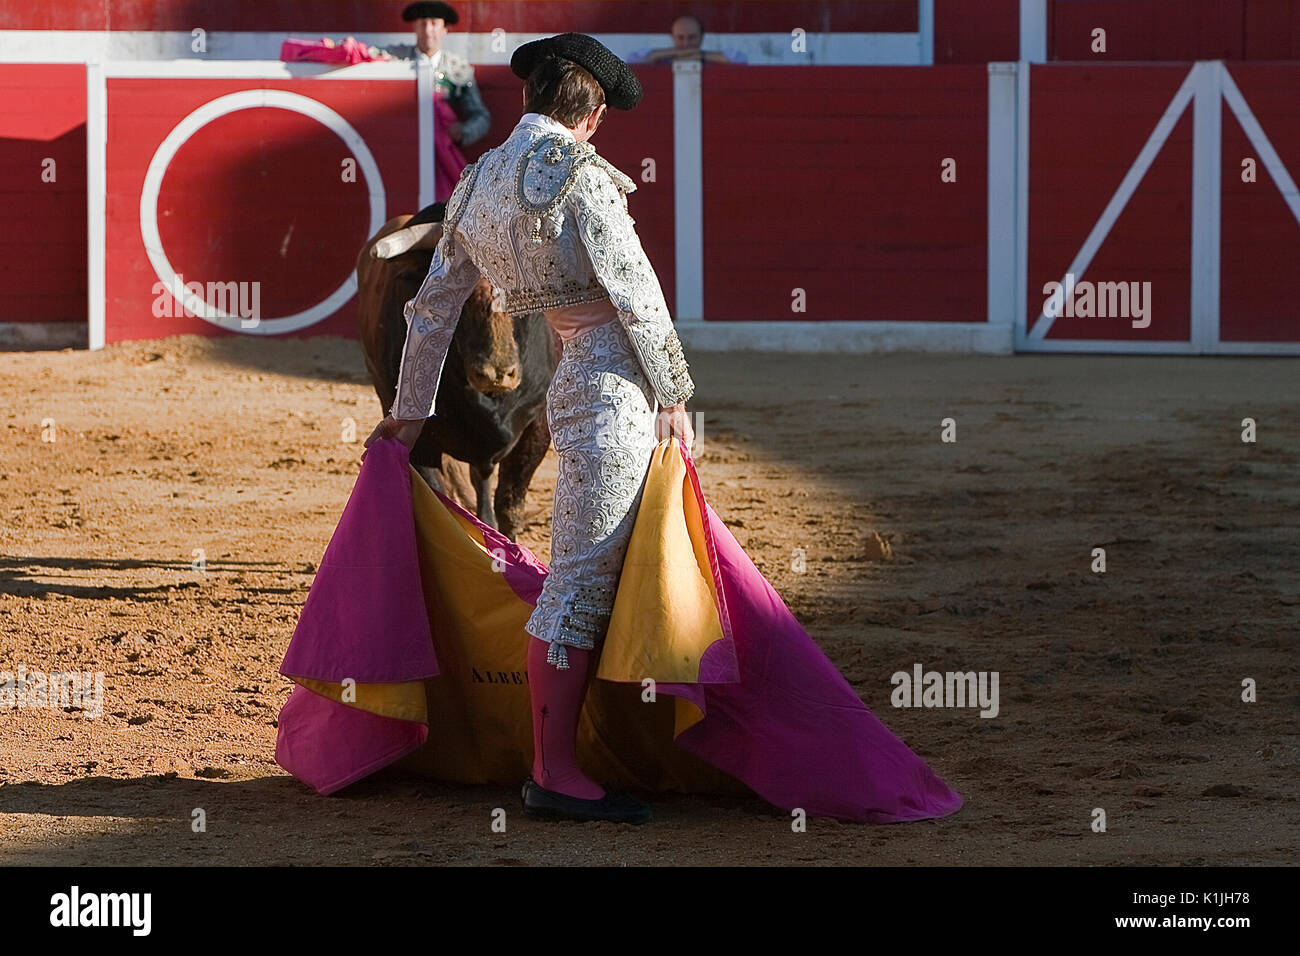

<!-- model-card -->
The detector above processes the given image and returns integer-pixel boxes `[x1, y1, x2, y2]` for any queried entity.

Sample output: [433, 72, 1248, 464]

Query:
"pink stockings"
[527, 636, 606, 800]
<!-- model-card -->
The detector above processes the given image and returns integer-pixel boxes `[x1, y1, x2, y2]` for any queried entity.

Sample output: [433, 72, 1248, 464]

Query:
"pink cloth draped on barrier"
[276, 40, 466, 203]
[433, 94, 467, 203]
[280, 37, 382, 66]
[275, 437, 963, 823]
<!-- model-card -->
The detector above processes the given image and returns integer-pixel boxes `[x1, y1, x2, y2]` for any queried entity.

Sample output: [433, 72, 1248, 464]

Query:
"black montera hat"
[510, 32, 643, 110]
[403, 2, 458, 23]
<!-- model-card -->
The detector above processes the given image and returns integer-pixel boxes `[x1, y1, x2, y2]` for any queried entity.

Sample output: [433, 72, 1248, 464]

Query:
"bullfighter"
[365, 33, 696, 824]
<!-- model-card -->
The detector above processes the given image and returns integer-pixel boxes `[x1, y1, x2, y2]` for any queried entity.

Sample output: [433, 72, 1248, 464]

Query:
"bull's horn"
[370, 222, 442, 259]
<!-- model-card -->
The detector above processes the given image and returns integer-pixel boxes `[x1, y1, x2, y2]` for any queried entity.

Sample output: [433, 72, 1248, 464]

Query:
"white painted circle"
[139, 89, 386, 334]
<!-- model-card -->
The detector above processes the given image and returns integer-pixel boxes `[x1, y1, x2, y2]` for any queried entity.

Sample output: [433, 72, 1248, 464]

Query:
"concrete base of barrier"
[0, 323, 86, 350]
[675, 321, 1014, 354]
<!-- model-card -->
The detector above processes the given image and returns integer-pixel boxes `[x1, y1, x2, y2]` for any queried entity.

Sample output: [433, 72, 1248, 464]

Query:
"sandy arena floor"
[0, 335, 1296, 865]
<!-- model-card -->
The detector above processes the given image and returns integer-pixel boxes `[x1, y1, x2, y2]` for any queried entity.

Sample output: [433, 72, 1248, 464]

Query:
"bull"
[356, 203, 557, 541]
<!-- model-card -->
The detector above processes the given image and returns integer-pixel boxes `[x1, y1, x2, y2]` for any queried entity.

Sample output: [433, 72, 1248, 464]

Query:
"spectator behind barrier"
[630, 14, 747, 65]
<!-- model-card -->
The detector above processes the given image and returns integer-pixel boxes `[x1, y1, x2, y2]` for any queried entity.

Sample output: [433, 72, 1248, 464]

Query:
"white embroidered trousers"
[524, 317, 658, 669]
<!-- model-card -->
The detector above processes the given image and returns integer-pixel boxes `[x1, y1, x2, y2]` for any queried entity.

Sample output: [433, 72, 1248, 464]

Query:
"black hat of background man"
[511, 32, 643, 110]
[402, 2, 458, 24]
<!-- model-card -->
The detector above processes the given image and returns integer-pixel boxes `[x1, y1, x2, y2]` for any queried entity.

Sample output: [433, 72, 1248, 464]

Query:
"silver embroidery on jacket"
[389, 224, 481, 420]
[391, 118, 694, 420]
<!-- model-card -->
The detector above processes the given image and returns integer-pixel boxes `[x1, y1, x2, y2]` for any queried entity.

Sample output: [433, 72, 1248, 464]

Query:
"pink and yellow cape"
[274, 437, 963, 823]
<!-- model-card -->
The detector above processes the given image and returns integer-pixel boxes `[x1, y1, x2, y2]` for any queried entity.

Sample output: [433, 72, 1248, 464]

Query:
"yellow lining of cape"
[599, 439, 727, 692]
[298, 448, 745, 793]
[295, 677, 428, 723]
[291, 444, 717, 740]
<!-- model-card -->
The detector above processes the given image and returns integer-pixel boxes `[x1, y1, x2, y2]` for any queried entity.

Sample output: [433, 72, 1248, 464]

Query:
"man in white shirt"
[629, 13, 746, 65]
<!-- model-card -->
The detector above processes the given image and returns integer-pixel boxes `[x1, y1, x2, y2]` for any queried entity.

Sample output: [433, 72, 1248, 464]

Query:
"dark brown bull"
[357, 203, 558, 540]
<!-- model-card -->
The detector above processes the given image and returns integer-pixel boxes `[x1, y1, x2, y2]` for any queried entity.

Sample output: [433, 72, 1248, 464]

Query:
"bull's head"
[457, 282, 523, 394]
[372, 221, 522, 396]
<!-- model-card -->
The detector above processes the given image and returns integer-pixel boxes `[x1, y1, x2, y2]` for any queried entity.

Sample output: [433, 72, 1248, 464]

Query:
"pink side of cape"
[665, 502, 964, 822]
[661, 445, 962, 822]
[275, 438, 963, 823]
[279, 439, 439, 684]
[433, 95, 467, 203]
[276, 684, 429, 796]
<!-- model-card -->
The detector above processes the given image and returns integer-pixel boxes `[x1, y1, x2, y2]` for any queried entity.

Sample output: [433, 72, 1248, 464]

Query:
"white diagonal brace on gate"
[1221, 66, 1300, 229]
[1029, 64, 1199, 341]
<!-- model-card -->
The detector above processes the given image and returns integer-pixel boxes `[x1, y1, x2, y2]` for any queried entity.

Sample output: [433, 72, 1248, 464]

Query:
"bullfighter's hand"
[362, 415, 424, 458]
[655, 403, 695, 451]
[448, 122, 464, 143]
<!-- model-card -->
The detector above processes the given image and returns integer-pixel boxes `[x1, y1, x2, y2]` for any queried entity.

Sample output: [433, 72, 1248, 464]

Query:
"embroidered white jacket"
[389, 112, 695, 420]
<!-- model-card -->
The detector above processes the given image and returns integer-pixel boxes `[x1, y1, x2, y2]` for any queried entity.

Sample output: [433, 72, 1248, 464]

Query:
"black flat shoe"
[520, 776, 652, 824]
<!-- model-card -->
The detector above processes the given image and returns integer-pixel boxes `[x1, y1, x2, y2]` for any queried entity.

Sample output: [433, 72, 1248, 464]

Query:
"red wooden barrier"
[701, 64, 987, 322]
[1027, 64, 1193, 344]
[105, 75, 419, 342]
[935, 0, 1019, 63]
[1220, 64, 1300, 343]
[0, 1, 913, 33]
[1049, 0, 1300, 61]
[0, 63, 86, 328]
